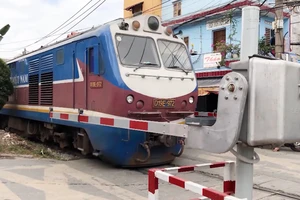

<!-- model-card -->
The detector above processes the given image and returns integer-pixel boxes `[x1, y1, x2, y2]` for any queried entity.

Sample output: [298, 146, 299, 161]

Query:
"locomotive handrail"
[125, 72, 195, 80]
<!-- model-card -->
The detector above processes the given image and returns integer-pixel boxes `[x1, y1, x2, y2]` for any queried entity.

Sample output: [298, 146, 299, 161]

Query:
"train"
[0, 14, 198, 167]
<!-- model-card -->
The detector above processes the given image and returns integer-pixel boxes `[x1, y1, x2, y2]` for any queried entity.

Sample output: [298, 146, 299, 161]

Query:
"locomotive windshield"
[115, 34, 160, 67]
[157, 39, 193, 71]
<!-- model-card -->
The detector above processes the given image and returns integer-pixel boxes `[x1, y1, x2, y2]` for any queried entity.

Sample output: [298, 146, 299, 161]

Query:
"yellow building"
[124, 0, 162, 18]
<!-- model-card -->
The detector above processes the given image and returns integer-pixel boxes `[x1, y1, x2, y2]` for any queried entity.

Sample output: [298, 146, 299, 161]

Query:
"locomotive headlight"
[132, 20, 140, 31]
[148, 16, 159, 31]
[189, 96, 194, 104]
[165, 26, 173, 36]
[126, 95, 134, 104]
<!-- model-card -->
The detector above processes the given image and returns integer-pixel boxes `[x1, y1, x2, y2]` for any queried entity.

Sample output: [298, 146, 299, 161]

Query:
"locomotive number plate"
[90, 81, 103, 88]
[153, 99, 175, 108]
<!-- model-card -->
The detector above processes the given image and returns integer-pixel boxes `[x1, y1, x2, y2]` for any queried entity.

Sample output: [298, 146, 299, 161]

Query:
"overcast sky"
[0, 0, 123, 60]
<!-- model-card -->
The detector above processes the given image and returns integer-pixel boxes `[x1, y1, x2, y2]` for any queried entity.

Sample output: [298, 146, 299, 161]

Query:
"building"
[161, 0, 290, 112]
[290, 6, 300, 59]
[124, 0, 162, 18]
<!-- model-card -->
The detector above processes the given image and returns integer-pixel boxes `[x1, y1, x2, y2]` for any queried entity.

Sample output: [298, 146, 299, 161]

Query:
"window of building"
[132, 3, 143, 15]
[125, 2, 143, 16]
[173, 1, 181, 17]
[183, 37, 189, 49]
[213, 29, 226, 51]
[265, 28, 275, 45]
[265, 28, 271, 45]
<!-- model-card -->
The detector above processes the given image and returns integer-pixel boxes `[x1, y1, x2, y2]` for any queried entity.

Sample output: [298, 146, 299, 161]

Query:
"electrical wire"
[260, 0, 268, 7]
[46, 0, 107, 45]
[0, 0, 106, 53]
[0, 27, 91, 47]
[16, 0, 96, 51]
[33, 0, 94, 44]
[43, 0, 104, 39]
[172, 0, 240, 31]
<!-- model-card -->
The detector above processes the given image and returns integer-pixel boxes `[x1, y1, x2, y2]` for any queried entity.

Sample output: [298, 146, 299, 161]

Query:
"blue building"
[160, 0, 290, 111]
[162, 0, 290, 70]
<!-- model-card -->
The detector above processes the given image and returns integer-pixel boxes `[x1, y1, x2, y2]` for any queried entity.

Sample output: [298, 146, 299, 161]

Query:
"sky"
[0, 0, 123, 60]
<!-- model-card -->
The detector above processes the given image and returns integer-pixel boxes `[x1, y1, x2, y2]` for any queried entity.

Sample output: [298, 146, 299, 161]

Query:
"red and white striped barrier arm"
[194, 112, 217, 118]
[49, 111, 188, 138]
[148, 161, 246, 200]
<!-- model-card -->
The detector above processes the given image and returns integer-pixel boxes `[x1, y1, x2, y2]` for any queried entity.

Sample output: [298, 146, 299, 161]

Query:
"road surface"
[0, 150, 298, 200]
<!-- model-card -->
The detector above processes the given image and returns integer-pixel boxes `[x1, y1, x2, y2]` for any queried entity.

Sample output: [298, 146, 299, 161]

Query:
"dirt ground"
[0, 129, 82, 160]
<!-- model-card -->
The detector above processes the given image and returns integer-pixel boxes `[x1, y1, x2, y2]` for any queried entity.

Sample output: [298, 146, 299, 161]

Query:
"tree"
[0, 58, 13, 109]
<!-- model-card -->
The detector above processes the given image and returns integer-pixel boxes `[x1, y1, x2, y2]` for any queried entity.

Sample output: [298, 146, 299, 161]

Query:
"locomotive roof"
[6, 18, 124, 64]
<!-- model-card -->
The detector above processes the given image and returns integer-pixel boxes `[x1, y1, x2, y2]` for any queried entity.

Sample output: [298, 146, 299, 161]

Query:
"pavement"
[0, 147, 299, 200]
[173, 146, 300, 199]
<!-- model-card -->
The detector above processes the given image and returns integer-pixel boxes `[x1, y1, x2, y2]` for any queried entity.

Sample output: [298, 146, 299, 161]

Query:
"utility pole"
[275, 0, 284, 58]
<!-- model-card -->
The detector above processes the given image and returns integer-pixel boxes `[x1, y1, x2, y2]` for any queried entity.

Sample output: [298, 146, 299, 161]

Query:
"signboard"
[206, 18, 230, 30]
[203, 53, 222, 68]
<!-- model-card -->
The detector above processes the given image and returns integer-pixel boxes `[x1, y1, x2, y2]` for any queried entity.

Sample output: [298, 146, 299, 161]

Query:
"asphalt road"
[0, 150, 298, 200]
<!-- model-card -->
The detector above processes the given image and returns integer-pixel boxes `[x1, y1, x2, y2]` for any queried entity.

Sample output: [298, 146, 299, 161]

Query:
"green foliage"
[212, 10, 241, 66]
[227, 10, 238, 43]
[258, 36, 274, 55]
[0, 58, 13, 109]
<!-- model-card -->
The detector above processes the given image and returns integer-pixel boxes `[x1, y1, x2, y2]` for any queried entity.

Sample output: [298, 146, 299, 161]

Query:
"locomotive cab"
[110, 14, 198, 122]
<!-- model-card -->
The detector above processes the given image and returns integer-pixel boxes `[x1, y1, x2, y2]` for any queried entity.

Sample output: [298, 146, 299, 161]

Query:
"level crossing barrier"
[148, 161, 247, 200]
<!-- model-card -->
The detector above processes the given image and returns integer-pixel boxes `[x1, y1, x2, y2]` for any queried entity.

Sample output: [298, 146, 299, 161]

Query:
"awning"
[197, 78, 222, 96]
[124, 1, 144, 11]
[198, 87, 219, 96]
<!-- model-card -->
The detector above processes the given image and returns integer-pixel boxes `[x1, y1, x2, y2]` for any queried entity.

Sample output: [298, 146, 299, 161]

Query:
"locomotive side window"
[115, 34, 160, 67]
[56, 48, 64, 65]
[88, 47, 94, 73]
[19, 61, 25, 74]
[98, 44, 105, 75]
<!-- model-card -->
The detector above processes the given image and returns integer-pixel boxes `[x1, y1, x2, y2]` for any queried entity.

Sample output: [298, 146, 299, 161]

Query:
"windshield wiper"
[168, 65, 189, 75]
[133, 62, 158, 72]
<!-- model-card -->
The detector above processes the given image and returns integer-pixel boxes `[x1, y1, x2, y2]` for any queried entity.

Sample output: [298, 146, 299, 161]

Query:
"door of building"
[213, 29, 226, 51]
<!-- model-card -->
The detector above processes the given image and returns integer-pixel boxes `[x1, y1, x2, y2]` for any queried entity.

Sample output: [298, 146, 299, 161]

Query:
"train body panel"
[1, 14, 196, 167]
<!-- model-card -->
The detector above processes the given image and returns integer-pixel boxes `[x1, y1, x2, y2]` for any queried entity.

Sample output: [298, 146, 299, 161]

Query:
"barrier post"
[148, 169, 159, 200]
[223, 161, 236, 195]
[235, 6, 260, 200]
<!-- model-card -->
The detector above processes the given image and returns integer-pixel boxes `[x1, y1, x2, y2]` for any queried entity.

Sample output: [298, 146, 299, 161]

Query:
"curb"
[0, 153, 34, 159]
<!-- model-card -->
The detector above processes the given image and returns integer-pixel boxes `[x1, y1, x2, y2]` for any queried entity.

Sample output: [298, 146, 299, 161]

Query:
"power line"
[42, 0, 104, 41]
[33, 0, 94, 44]
[3, 0, 97, 53]
[260, 0, 268, 7]
[1, 0, 106, 54]
[46, 0, 107, 46]
[0, 27, 92, 47]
